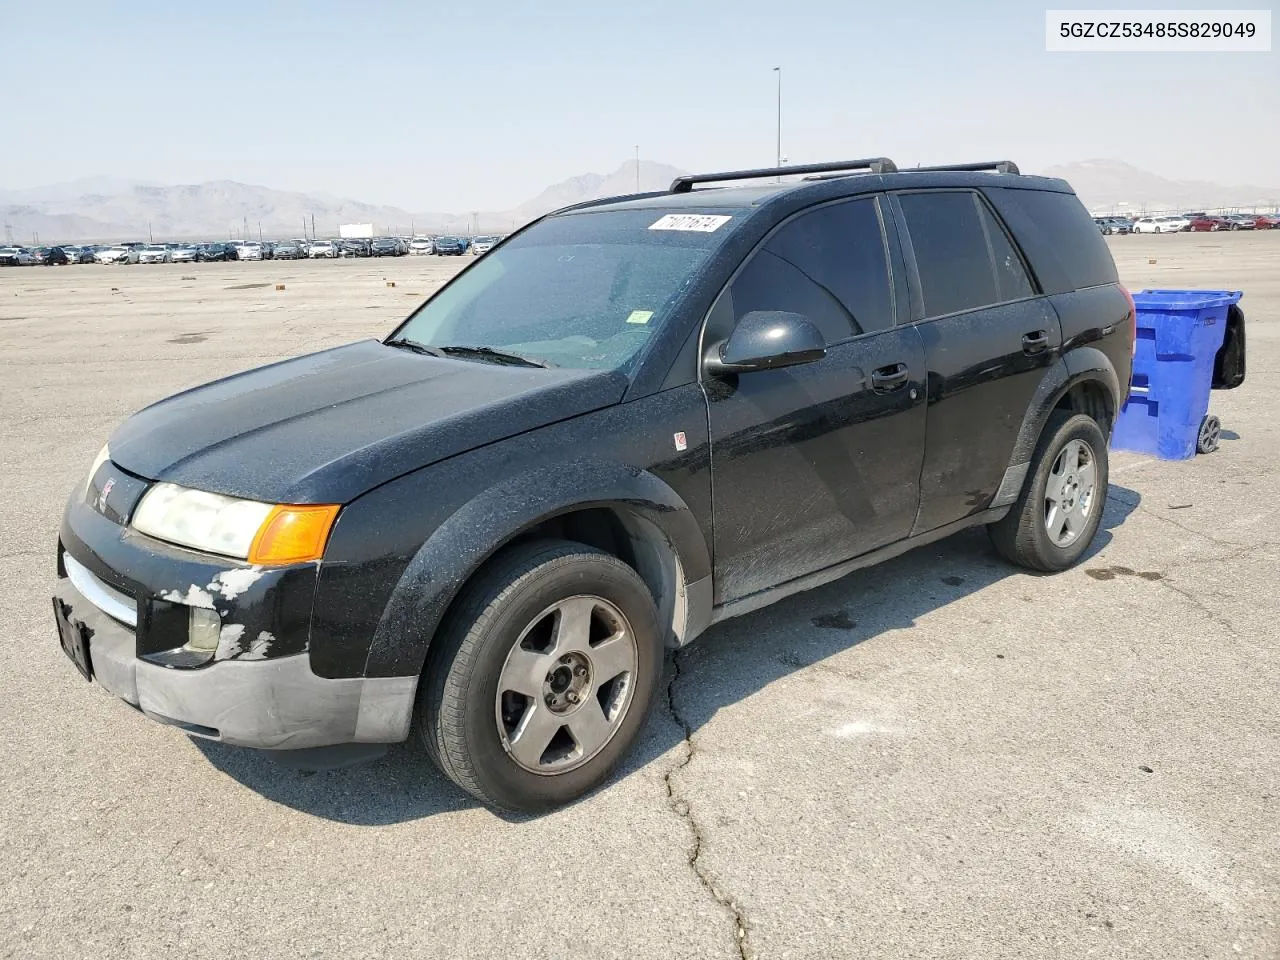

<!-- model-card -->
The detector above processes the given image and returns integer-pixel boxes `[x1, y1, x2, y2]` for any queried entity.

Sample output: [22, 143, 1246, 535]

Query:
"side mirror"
[704, 310, 827, 376]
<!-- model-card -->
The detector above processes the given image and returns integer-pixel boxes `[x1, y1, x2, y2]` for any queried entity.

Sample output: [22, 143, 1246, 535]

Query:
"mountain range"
[0, 162, 687, 244]
[2, 159, 1276, 244]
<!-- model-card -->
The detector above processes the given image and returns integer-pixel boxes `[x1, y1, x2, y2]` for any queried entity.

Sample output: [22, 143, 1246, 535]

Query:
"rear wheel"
[989, 411, 1109, 572]
[418, 540, 663, 812]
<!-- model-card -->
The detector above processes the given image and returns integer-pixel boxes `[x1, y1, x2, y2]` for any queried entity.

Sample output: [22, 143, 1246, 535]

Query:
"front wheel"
[418, 540, 663, 812]
[988, 411, 1109, 572]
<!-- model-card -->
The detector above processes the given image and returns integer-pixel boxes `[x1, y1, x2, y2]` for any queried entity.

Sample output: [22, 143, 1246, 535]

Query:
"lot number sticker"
[649, 214, 732, 232]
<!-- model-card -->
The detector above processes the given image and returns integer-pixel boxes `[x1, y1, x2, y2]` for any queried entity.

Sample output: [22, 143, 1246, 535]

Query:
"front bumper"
[56, 465, 417, 749]
[54, 576, 415, 748]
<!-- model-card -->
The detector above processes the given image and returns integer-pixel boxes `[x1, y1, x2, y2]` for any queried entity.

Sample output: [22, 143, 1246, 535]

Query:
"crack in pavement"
[663, 649, 752, 960]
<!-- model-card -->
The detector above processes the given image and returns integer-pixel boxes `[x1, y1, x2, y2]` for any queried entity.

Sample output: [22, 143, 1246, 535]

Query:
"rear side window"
[897, 191, 999, 318]
[985, 188, 1119, 293]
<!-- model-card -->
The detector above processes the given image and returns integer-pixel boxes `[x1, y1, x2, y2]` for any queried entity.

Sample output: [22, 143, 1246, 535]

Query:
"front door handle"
[1022, 331, 1050, 354]
[871, 363, 909, 393]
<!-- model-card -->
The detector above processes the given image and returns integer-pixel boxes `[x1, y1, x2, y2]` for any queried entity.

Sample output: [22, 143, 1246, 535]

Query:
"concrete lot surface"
[1, 234, 1277, 959]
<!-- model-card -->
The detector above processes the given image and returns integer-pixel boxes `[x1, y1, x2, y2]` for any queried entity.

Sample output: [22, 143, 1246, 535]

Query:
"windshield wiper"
[436, 345, 551, 368]
[385, 337, 445, 357]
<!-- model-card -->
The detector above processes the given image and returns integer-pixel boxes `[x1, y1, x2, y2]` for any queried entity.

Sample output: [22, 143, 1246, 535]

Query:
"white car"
[409, 237, 434, 255]
[236, 242, 265, 261]
[0, 246, 39, 266]
[1133, 216, 1187, 234]
[308, 240, 337, 258]
[138, 244, 172, 264]
[170, 245, 198, 263]
[95, 245, 138, 264]
[471, 236, 497, 255]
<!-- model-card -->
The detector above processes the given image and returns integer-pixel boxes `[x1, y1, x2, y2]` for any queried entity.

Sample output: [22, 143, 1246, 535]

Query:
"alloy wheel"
[1044, 439, 1097, 547]
[495, 595, 638, 775]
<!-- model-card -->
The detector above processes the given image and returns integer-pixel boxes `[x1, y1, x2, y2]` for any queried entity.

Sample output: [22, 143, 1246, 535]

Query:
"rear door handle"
[1022, 331, 1050, 354]
[871, 363, 909, 393]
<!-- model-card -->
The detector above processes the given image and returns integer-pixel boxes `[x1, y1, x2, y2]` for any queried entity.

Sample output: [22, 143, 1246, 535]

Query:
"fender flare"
[362, 458, 712, 678]
[990, 348, 1122, 508]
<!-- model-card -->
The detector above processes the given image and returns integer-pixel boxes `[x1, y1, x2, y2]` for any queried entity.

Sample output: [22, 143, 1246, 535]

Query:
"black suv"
[53, 158, 1133, 811]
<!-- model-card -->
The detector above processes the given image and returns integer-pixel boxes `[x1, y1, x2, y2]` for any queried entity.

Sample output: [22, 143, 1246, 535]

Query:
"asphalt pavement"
[1, 235, 1276, 959]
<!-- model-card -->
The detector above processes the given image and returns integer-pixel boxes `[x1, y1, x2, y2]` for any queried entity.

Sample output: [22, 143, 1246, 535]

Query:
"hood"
[109, 339, 628, 503]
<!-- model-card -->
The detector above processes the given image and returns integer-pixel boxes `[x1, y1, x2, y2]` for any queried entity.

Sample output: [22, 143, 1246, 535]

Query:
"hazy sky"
[2, 0, 1276, 211]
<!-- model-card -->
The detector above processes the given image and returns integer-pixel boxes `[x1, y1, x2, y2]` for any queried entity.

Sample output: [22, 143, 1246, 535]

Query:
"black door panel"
[707, 327, 926, 602]
[705, 194, 927, 603]
[911, 298, 1062, 533]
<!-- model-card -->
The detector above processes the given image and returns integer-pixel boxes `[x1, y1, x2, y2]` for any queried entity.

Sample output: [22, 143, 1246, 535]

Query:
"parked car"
[1221, 214, 1256, 231]
[1253, 214, 1280, 229]
[308, 240, 338, 258]
[0, 246, 39, 266]
[1133, 216, 1184, 234]
[370, 237, 407, 257]
[471, 236, 498, 254]
[236, 242, 265, 261]
[197, 243, 232, 262]
[43, 246, 71, 265]
[170, 245, 199, 263]
[94, 245, 139, 264]
[52, 156, 1134, 812]
[409, 237, 434, 256]
[138, 244, 172, 264]
[272, 241, 304, 260]
[336, 239, 370, 257]
[432, 235, 466, 255]
[1188, 215, 1229, 232]
[1093, 218, 1130, 236]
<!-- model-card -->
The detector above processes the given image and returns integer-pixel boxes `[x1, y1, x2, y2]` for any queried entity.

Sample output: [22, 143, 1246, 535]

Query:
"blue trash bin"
[1111, 289, 1243, 460]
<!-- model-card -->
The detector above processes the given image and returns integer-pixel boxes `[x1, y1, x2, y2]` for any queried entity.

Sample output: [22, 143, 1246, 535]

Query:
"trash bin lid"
[1133, 289, 1243, 310]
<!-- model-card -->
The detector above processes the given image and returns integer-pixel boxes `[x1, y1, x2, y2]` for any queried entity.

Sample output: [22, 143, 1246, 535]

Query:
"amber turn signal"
[247, 504, 340, 565]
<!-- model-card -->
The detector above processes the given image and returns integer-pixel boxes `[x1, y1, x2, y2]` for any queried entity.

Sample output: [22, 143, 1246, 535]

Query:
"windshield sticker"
[648, 214, 732, 232]
[626, 310, 654, 325]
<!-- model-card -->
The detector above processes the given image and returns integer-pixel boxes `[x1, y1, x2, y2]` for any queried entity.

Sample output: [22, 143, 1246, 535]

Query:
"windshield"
[390, 207, 736, 370]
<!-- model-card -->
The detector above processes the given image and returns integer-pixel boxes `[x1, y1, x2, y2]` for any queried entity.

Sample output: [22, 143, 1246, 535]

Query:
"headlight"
[132, 482, 339, 565]
[86, 444, 111, 488]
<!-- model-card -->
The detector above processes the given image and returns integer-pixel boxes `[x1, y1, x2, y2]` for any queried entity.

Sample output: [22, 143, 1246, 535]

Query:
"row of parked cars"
[1093, 213, 1280, 235]
[0, 235, 505, 266]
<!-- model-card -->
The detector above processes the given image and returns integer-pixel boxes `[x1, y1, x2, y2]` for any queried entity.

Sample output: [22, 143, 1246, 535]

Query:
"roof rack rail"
[670, 157, 897, 193]
[549, 190, 672, 216]
[911, 160, 1020, 175]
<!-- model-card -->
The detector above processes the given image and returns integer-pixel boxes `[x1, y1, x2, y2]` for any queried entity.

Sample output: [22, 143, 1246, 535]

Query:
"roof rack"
[910, 160, 1020, 175]
[670, 158, 897, 193]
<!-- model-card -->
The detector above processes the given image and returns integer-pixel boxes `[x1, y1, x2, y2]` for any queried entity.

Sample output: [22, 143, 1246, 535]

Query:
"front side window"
[392, 208, 739, 370]
[715, 197, 895, 346]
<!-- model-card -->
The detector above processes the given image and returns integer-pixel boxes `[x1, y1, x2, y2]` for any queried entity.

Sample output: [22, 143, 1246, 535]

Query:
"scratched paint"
[238, 631, 274, 661]
[215, 624, 245, 660]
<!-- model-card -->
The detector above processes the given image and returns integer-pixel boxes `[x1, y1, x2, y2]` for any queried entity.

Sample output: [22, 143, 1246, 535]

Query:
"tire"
[1197, 415, 1221, 454]
[988, 411, 1109, 572]
[418, 539, 664, 812]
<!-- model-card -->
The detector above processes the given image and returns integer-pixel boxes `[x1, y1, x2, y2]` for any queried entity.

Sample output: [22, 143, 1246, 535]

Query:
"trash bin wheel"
[1197, 415, 1221, 454]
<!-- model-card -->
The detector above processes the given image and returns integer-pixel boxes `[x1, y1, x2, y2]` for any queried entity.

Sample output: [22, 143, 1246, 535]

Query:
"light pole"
[773, 67, 782, 175]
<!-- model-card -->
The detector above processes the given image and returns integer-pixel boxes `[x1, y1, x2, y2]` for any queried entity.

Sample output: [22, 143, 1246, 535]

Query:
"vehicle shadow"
[195, 485, 1141, 824]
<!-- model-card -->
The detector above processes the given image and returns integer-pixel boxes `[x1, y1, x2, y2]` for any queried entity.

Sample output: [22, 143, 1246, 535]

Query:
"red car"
[1250, 214, 1279, 230]
[1188, 215, 1230, 232]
